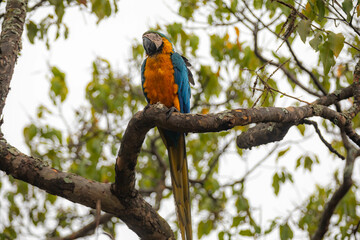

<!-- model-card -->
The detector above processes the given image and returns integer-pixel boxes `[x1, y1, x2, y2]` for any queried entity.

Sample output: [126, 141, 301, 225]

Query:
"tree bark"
[0, 0, 27, 117]
[0, 139, 175, 240]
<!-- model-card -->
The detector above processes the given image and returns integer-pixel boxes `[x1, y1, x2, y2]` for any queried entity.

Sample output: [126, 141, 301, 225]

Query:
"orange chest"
[143, 54, 180, 110]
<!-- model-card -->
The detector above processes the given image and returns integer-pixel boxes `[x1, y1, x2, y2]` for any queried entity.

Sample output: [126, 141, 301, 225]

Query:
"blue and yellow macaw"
[141, 30, 194, 240]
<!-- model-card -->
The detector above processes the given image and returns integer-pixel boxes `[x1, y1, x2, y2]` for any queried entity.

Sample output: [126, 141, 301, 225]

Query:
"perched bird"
[141, 30, 194, 240]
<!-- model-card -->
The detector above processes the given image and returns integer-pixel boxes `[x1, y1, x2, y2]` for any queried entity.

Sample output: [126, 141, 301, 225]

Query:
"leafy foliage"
[1, 0, 360, 239]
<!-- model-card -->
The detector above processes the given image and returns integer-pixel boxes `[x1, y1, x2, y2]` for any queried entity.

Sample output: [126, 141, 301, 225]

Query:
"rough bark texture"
[236, 85, 354, 149]
[0, 0, 27, 117]
[0, 139, 174, 240]
[237, 122, 292, 149]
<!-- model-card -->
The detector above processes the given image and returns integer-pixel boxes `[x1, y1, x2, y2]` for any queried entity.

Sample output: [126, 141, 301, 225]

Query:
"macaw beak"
[143, 36, 157, 56]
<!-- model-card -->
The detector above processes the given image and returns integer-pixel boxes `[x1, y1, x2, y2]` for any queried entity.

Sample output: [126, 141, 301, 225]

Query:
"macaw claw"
[144, 103, 151, 111]
[142, 104, 151, 117]
[166, 106, 179, 120]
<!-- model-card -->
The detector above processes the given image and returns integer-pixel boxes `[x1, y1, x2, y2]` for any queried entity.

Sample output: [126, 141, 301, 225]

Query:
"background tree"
[1, 0, 360, 239]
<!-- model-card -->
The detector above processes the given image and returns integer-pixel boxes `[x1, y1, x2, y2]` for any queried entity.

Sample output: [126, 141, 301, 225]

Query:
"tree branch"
[253, 24, 323, 97]
[0, 0, 27, 117]
[0, 139, 174, 240]
[0, 84, 356, 239]
[111, 84, 354, 210]
[237, 122, 292, 149]
[302, 119, 345, 160]
[50, 213, 114, 240]
[285, 40, 328, 95]
[311, 148, 359, 240]
[236, 85, 354, 148]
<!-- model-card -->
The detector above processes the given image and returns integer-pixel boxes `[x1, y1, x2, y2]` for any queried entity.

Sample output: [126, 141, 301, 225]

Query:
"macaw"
[141, 30, 194, 240]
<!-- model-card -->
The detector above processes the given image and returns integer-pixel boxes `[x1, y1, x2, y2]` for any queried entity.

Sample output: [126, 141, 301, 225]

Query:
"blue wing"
[171, 52, 191, 114]
[141, 58, 149, 103]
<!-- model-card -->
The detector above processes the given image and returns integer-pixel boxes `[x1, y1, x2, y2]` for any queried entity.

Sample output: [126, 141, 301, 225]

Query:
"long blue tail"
[159, 128, 192, 240]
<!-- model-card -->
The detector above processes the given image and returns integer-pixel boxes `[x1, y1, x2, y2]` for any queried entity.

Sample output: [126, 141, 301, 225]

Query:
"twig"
[253, 25, 322, 97]
[190, 140, 231, 185]
[272, 0, 307, 19]
[302, 119, 345, 159]
[285, 40, 328, 95]
[222, 143, 280, 187]
[50, 213, 114, 240]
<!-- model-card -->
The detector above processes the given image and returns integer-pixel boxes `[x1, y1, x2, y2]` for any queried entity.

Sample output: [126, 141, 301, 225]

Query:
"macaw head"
[142, 31, 172, 56]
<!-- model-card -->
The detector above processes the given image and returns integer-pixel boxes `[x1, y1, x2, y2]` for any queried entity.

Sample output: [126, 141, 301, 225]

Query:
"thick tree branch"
[112, 84, 355, 211]
[237, 122, 292, 149]
[0, 0, 27, 117]
[236, 85, 354, 148]
[311, 148, 359, 240]
[0, 139, 174, 240]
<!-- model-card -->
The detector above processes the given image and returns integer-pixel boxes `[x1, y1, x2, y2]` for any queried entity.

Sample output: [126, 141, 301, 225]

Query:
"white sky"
[2, 0, 359, 239]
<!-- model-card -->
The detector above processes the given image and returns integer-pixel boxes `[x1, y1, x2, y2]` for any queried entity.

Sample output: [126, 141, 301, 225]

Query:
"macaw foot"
[142, 104, 151, 117]
[166, 106, 179, 120]
[144, 103, 151, 111]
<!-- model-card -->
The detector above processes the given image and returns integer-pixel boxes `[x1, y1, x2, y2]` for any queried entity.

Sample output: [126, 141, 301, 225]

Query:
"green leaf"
[235, 195, 249, 212]
[254, 0, 263, 9]
[49, 66, 68, 103]
[328, 32, 345, 58]
[210, 34, 225, 61]
[26, 21, 38, 44]
[197, 220, 213, 239]
[304, 156, 313, 171]
[3, 226, 17, 239]
[91, 0, 113, 21]
[319, 42, 335, 74]
[179, 1, 196, 20]
[189, 34, 199, 55]
[342, 0, 353, 21]
[218, 231, 225, 240]
[37, 105, 52, 118]
[265, 220, 278, 234]
[53, 0, 65, 22]
[199, 65, 221, 100]
[295, 156, 303, 169]
[86, 137, 103, 160]
[297, 124, 305, 136]
[47, 194, 57, 204]
[231, 0, 238, 11]
[280, 223, 293, 240]
[309, 32, 323, 51]
[239, 229, 253, 236]
[24, 124, 38, 143]
[277, 147, 290, 159]
[315, 0, 325, 21]
[297, 19, 312, 42]
[166, 22, 183, 43]
[272, 173, 280, 195]
[232, 216, 245, 227]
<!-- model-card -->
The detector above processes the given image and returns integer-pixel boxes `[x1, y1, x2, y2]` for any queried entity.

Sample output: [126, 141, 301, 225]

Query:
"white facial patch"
[143, 33, 163, 49]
